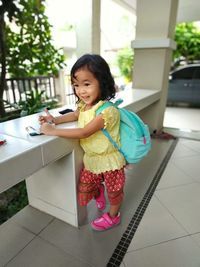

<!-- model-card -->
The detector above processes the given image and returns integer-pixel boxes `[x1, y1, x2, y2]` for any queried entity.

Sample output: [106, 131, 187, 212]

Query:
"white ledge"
[0, 88, 161, 226]
[116, 88, 161, 112]
[0, 88, 160, 191]
[131, 38, 177, 50]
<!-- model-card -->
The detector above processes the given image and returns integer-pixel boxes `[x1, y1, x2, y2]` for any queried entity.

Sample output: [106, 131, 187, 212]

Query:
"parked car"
[167, 64, 200, 106]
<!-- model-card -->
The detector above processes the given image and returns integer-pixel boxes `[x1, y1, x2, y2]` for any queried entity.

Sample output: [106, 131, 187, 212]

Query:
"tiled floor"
[121, 138, 200, 267]
[0, 138, 172, 267]
[122, 107, 200, 267]
[1, 107, 200, 267]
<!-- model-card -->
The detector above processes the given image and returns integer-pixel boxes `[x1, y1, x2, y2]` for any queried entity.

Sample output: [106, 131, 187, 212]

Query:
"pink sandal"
[95, 184, 106, 210]
[91, 212, 121, 231]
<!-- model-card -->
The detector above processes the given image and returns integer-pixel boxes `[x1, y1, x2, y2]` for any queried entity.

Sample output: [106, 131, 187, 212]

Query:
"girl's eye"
[84, 83, 90, 86]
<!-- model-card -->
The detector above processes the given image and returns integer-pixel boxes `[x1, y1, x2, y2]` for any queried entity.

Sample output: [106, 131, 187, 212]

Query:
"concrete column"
[75, 0, 101, 57]
[132, 0, 179, 132]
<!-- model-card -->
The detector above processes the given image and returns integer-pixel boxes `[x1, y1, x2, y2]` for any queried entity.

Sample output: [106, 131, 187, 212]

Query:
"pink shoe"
[95, 185, 106, 210]
[91, 212, 121, 231]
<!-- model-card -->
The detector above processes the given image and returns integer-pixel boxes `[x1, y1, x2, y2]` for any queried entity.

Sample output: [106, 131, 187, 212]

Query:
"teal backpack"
[96, 99, 151, 164]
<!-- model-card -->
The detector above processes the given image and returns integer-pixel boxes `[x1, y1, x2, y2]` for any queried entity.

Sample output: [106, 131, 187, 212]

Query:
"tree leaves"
[173, 22, 200, 67]
[116, 47, 134, 82]
[6, 0, 66, 77]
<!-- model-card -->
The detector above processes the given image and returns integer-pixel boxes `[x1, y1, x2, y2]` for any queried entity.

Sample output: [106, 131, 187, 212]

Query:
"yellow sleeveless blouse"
[78, 100, 125, 174]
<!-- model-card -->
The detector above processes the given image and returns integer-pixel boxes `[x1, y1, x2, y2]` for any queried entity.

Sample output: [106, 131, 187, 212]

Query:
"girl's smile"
[72, 68, 101, 107]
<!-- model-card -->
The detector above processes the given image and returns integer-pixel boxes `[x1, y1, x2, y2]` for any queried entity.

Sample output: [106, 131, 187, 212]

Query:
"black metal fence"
[64, 73, 76, 106]
[4, 75, 57, 111]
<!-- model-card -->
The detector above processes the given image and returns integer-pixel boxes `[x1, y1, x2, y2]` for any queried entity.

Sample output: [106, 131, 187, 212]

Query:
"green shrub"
[0, 181, 28, 225]
[116, 47, 134, 82]
[18, 88, 58, 116]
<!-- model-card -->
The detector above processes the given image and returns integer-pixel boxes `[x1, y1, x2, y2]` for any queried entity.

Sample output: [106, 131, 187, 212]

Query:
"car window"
[192, 67, 200, 79]
[172, 67, 195, 80]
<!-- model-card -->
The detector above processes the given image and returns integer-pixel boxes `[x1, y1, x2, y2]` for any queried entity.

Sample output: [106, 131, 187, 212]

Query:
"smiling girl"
[39, 54, 126, 231]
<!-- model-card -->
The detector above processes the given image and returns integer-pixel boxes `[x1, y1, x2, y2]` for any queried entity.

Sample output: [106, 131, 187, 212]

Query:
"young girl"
[39, 54, 126, 231]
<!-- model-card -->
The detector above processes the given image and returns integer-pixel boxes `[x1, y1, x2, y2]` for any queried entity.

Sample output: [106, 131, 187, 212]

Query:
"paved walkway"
[122, 137, 200, 267]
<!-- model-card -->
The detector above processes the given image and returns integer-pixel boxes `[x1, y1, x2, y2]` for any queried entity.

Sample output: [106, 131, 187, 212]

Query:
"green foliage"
[0, 0, 19, 20]
[19, 87, 58, 116]
[116, 47, 134, 82]
[173, 22, 200, 67]
[0, 109, 20, 122]
[0, 0, 66, 117]
[5, 0, 66, 77]
[0, 181, 28, 225]
[0, 0, 21, 117]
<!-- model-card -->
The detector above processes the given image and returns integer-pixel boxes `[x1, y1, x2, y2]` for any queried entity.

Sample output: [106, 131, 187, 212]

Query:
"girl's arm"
[54, 110, 79, 124]
[39, 109, 79, 125]
[40, 114, 104, 139]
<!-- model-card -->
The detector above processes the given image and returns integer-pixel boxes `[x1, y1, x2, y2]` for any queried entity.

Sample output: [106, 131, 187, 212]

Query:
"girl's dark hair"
[70, 54, 116, 101]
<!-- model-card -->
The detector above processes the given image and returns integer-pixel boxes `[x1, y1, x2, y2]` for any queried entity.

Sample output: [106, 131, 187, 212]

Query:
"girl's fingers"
[44, 108, 51, 116]
[38, 116, 46, 124]
[40, 122, 54, 135]
[38, 111, 54, 125]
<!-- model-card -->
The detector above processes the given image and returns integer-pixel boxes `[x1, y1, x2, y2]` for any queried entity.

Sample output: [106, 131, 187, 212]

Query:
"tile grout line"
[106, 138, 178, 267]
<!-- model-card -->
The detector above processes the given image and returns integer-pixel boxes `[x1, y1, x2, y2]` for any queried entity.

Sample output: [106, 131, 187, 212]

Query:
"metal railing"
[64, 73, 76, 106]
[4, 76, 57, 111]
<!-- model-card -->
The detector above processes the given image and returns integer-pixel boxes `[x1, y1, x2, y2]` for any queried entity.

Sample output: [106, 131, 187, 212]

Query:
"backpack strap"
[96, 98, 123, 115]
[101, 128, 124, 155]
[96, 101, 114, 115]
[96, 99, 125, 157]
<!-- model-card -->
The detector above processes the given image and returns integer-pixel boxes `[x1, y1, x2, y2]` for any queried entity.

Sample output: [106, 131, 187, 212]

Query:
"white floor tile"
[123, 236, 200, 267]
[170, 141, 199, 159]
[173, 155, 200, 181]
[156, 183, 200, 234]
[0, 221, 35, 267]
[156, 162, 194, 190]
[179, 139, 200, 153]
[12, 205, 54, 234]
[190, 233, 200, 248]
[39, 218, 125, 267]
[120, 261, 126, 267]
[127, 197, 187, 251]
[6, 237, 91, 267]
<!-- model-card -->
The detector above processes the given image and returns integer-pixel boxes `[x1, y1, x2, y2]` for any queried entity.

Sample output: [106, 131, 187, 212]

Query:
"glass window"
[172, 67, 195, 80]
[192, 67, 200, 79]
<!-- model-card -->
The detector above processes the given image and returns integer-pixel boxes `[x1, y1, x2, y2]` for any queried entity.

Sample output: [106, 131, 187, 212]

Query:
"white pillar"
[132, 0, 179, 132]
[75, 0, 101, 57]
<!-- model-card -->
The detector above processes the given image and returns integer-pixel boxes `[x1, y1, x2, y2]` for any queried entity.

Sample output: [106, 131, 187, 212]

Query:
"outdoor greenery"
[172, 22, 200, 69]
[0, 0, 19, 117]
[116, 46, 134, 82]
[0, 181, 28, 225]
[6, 0, 65, 78]
[19, 87, 58, 116]
[0, 0, 66, 117]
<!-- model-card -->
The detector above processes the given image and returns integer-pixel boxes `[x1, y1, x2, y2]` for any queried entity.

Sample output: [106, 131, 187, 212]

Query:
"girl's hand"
[39, 109, 55, 125]
[40, 122, 55, 135]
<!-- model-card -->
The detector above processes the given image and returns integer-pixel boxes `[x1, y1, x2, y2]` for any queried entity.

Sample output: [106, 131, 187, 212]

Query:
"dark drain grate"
[107, 138, 178, 267]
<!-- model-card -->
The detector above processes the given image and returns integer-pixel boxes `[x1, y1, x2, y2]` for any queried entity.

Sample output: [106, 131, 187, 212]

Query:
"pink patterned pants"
[78, 167, 125, 206]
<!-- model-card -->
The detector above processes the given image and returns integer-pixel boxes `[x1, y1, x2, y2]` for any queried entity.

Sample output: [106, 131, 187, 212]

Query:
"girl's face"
[72, 68, 101, 107]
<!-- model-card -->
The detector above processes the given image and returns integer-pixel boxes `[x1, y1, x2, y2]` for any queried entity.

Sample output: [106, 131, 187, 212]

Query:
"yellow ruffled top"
[78, 100, 125, 174]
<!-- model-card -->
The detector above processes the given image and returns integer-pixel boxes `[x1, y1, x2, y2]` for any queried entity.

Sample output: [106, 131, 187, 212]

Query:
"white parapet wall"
[0, 88, 160, 227]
